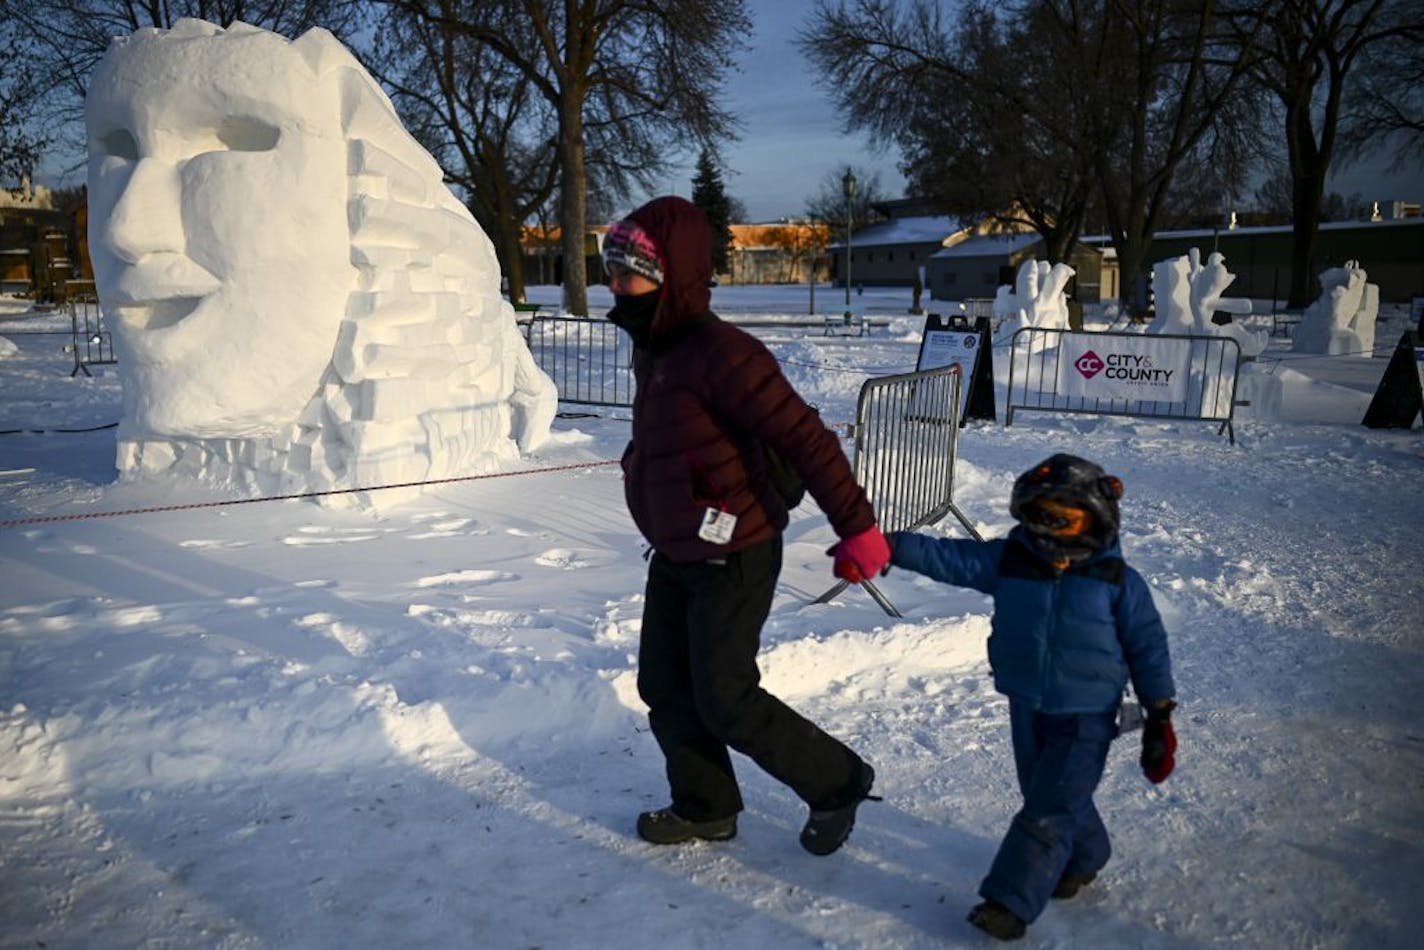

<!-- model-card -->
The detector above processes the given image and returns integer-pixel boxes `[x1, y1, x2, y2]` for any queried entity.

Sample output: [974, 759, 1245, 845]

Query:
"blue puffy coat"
[889, 527, 1174, 714]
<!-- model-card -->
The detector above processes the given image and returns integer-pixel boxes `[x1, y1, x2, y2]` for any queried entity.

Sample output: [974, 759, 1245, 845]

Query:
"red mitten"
[1140, 707, 1177, 784]
[829, 526, 891, 583]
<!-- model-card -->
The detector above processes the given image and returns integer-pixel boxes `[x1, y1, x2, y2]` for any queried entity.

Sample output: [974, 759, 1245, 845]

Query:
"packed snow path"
[3, 292, 1421, 948]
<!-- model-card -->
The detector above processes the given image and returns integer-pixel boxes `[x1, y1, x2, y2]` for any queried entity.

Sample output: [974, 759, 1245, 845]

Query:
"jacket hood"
[623, 196, 713, 337]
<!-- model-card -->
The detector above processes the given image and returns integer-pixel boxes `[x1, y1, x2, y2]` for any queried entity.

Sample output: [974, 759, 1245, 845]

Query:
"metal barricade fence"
[962, 297, 995, 322]
[520, 318, 983, 614]
[67, 290, 117, 377]
[524, 316, 635, 408]
[815, 363, 984, 616]
[1005, 327, 1244, 444]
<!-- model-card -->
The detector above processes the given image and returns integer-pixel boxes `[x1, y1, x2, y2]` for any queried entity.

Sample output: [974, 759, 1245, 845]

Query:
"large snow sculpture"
[994, 258, 1075, 350]
[86, 19, 555, 505]
[1148, 249, 1265, 358]
[1291, 260, 1379, 357]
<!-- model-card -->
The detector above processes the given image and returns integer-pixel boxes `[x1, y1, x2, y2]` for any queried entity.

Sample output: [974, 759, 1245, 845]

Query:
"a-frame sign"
[915, 313, 996, 425]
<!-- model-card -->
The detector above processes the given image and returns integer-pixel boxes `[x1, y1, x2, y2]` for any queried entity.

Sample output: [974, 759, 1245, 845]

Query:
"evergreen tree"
[691, 148, 735, 275]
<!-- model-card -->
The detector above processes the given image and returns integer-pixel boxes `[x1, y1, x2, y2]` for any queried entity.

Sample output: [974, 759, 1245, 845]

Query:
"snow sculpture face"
[87, 22, 354, 436]
[85, 20, 555, 505]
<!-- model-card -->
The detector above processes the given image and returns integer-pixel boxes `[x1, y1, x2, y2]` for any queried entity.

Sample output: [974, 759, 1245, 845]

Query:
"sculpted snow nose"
[104, 156, 185, 265]
[98, 154, 219, 331]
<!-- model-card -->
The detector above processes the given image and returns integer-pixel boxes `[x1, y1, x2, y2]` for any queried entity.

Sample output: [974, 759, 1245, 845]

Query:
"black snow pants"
[636, 536, 863, 822]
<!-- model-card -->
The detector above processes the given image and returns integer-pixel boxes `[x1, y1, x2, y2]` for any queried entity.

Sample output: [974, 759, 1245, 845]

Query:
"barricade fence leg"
[812, 578, 849, 606]
[811, 363, 974, 616]
[859, 579, 902, 618]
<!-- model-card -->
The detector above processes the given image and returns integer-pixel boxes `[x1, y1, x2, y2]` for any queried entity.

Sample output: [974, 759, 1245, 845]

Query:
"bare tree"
[803, 164, 889, 234]
[364, 4, 559, 302]
[727, 195, 749, 225]
[0, 0, 365, 176]
[801, 0, 1262, 310]
[1049, 0, 1263, 311]
[799, 0, 1096, 265]
[1337, 20, 1424, 172]
[766, 221, 829, 283]
[380, 0, 749, 315]
[0, 24, 53, 190]
[1224, 0, 1424, 307]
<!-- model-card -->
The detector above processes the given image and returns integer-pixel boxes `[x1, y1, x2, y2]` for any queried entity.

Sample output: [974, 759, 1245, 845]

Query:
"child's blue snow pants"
[979, 699, 1119, 923]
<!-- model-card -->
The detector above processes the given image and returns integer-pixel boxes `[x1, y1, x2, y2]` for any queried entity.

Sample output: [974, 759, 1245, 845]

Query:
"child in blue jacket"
[887, 453, 1177, 941]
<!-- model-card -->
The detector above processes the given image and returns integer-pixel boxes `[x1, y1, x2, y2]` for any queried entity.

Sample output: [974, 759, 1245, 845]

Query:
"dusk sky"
[629, 1, 909, 223]
[640, 1, 1424, 225]
[42, 4, 1420, 226]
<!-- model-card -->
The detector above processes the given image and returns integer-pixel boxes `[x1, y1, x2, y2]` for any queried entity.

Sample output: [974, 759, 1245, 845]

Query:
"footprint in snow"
[535, 548, 590, 570]
[414, 569, 517, 588]
[294, 612, 372, 656]
[281, 526, 384, 546]
[407, 517, 488, 540]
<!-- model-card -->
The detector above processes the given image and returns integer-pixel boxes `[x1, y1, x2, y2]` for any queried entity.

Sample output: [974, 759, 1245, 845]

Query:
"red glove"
[1140, 704, 1177, 784]
[829, 526, 891, 583]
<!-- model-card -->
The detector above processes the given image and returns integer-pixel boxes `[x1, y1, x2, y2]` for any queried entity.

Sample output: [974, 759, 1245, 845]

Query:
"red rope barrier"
[0, 459, 621, 529]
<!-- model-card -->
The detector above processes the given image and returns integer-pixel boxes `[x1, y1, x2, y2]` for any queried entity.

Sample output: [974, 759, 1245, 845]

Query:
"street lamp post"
[843, 170, 857, 324]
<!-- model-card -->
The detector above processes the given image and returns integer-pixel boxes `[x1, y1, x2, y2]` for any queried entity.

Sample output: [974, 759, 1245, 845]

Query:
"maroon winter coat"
[611, 196, 876, 562]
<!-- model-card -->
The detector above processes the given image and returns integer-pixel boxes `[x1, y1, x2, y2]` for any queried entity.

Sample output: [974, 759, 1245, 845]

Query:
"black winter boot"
[1052, 870, 1097, 900]
[636, 807, 737, 845]
[967, 900, 1026, 941]
[799, 761, 879, 856]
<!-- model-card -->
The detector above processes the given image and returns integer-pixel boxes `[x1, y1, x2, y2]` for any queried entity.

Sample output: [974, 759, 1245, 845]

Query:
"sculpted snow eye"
[99, 128, 139, 160]
[214, 116, 280, 152]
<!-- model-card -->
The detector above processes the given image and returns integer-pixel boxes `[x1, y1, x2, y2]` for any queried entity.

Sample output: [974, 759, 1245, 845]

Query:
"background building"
[827, 199, 959, 288]
[0, 183, 87, 301]
[927, 232, 1105, 303]
[725, 221, 829, 285]
[1089, 217, 1424, 304]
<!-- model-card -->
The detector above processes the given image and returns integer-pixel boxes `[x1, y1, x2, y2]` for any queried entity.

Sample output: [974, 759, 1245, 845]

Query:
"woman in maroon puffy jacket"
[603, 196, 891, 856]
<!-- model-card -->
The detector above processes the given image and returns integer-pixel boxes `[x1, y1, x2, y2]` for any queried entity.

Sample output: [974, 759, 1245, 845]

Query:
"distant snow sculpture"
[1148, 248, 1265, 358]
[86, 19, 556, 506]
[994, 258, 1075, 351]
[1291, 260, 1379, 357]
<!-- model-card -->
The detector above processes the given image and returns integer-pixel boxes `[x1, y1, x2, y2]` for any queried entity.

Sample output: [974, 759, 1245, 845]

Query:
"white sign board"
[917, 327, 982, 374]
[1056, 333, 1191, 403]
[917, 323, 983, 420]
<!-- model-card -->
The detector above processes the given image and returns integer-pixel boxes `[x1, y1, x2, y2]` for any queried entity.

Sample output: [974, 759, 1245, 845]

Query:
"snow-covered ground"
[2, 285, 1421, 948]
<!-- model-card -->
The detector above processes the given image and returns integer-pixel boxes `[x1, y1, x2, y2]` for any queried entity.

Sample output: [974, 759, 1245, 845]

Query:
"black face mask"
[608, 290, 660, 347]
[1019, 529, 1098, 570]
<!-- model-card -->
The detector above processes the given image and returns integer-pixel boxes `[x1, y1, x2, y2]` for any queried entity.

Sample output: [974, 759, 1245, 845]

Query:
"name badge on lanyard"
[697, 506, 737, 544]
